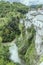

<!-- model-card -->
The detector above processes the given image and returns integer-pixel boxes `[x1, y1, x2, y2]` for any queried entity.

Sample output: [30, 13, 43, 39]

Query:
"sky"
[5, 0, 43, 5]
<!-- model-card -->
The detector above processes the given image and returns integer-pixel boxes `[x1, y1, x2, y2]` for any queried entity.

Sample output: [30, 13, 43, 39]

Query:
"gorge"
[9, 10, 43, 65]
[0, 1, 43, 65]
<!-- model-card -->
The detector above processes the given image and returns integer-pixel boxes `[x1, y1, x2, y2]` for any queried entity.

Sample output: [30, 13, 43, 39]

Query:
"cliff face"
[16, 10, 43, 65]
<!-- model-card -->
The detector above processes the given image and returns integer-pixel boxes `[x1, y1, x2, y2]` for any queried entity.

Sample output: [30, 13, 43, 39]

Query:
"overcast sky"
[6, 0, 43, 5]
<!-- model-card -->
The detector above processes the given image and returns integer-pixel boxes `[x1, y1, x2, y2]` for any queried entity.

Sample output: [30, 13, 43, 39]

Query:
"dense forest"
[0, 1, 29, 42]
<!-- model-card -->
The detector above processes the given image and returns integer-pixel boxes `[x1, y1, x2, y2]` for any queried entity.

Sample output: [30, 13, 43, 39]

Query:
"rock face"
[24, 10, 43, 56]
[9, 10, 43, 65]
[20, 10, 43, 65]
[26, 10, 43, 65]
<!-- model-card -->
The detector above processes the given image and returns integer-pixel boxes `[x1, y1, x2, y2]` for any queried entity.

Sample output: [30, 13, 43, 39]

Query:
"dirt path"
[2, 39, 16, 46]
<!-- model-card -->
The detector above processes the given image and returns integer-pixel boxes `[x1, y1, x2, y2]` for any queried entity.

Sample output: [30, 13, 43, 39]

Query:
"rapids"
[9, 43, 21, 63]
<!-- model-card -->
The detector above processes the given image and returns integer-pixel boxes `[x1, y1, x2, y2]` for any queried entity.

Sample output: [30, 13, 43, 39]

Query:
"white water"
[9, 41, 25, 65]
[40, 62, 43, 65]
[9, 41, 21, 63]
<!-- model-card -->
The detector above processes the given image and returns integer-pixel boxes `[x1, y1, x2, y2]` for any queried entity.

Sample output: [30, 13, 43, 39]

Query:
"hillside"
[0, 1, 29, 65]
[0, 1, 43, 65]
[0, 1, 29, 42]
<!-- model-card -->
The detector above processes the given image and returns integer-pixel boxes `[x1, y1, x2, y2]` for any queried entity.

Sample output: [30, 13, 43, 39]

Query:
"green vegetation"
[0, 43, 21, 65]
[0, 1, 29, 65]
[0, 1, 29, 42]
[16, 24, 37, 65]
[0, 1, 40, 65]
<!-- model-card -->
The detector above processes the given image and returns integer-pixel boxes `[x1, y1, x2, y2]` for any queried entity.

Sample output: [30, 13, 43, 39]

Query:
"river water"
[9, 41, 25, 65]
[9, 43, 21, 63]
